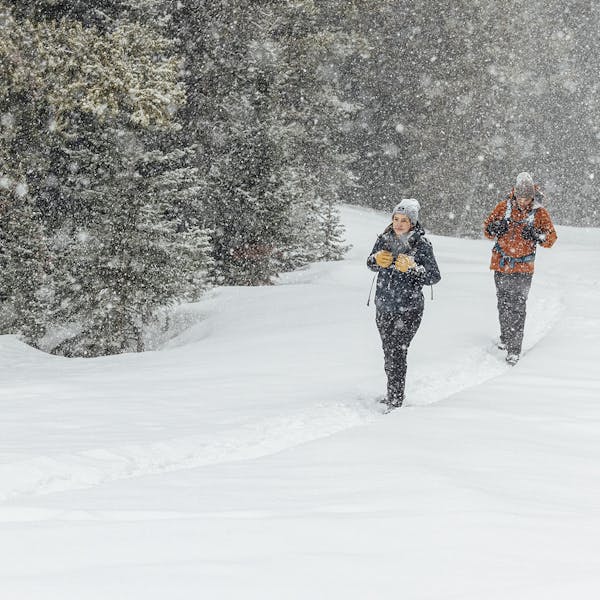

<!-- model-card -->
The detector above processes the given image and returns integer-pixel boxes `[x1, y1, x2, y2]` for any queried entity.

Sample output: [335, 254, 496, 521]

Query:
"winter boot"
[506, 353, 519, 366]
[387, 395, 404, 410]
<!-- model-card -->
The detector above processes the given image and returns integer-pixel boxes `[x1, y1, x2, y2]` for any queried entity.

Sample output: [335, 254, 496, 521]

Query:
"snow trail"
[0, 206, 574, 502]
[0, 402, 377, 502]
[2, 208, 600, 600]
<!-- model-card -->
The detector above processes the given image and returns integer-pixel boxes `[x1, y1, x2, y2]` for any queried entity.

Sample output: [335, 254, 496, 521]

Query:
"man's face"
[516, 196, 533, 210]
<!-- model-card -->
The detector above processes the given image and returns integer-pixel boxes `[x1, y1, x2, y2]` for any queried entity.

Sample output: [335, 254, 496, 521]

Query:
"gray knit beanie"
[392, 198, 420, 225]
[515, 172, 535, 199]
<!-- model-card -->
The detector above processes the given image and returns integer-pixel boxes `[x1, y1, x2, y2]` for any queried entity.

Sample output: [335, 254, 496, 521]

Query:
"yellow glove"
[374, 250, 393, 268]
[395, 254, 416, 272]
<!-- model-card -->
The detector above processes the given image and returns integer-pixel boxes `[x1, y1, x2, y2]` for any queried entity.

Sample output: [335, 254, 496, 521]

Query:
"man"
[483, 172, 557, 365]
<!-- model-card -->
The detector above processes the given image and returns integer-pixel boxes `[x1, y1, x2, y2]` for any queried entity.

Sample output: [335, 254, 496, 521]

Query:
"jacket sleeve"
[366, 236, 385, 272]
[415, 238, 441, 286]
[483, 201, 508, 240]
[534, 207, 557, 248]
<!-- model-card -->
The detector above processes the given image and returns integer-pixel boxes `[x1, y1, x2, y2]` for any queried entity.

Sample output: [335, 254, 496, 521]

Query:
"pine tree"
[0, 185, 51, 343]
[47, 125, 211, 356]
[170, 1, 352, 285]
[266, 1, 355, 268]
[0, 2, 212, 355]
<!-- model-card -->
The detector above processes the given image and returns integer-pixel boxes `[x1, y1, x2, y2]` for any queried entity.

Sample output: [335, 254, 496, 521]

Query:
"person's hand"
[486, 219, 509, 237]
[521, 224, 546, 243]
[395, 254, 416, 272]
[374, 250, 393, 268]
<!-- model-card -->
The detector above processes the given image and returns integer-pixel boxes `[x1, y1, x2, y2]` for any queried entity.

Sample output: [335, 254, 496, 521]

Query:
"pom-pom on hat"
[392, 198, 420, 225]
[515, 172, 535, 199]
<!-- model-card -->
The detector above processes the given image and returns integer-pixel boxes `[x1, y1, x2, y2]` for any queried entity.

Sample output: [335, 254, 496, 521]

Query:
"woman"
[367, 199, 441, 410]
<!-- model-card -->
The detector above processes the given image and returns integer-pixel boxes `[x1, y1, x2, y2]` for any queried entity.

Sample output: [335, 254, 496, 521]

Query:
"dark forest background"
[1, 1, 598, 355]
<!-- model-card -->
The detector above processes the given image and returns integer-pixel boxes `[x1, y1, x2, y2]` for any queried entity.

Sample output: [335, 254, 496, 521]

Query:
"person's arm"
[533, 208, 558, 248]
[484, 201, 509, 240]
[367, 236, 391, 272]
[412, 238, 441, 286]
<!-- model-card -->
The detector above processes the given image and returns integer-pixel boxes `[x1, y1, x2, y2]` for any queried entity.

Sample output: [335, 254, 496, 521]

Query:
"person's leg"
[377, 307, 423, 407]
[494, 271, 533, 356]
[376, 311, 398, 402]
[386, 335, 408, 407]
[508, 273, 533, 355]
[391, 307, 424, 406]
[494, 271, 511, 348]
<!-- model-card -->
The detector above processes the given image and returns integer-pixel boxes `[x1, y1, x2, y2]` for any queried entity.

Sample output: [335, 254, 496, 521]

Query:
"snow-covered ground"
[2, 205, 600, 599]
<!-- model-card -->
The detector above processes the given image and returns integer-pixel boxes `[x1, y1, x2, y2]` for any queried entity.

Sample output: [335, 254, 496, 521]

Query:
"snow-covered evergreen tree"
[46, 125, 211, 356]
[266, 1, 355, 268]
[0, 183, 51, 343]
[171, 1, 352, 285]
[0, 3, 211, 355]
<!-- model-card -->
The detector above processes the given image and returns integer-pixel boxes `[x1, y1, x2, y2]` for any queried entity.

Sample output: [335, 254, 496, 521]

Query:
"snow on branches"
[0, 5, 184, 129]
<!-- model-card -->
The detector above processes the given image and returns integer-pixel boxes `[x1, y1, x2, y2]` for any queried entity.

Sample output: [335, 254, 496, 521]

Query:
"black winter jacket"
[367, 223, 441, 313]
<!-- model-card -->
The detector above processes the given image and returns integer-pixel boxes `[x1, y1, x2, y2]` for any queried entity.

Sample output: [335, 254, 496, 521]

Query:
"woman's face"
[392, 213, 412, 236]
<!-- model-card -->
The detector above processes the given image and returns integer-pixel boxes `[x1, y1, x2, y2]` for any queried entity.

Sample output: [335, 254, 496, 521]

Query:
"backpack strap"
[493, 242, 536, 269]
[504, 196, 512, 221]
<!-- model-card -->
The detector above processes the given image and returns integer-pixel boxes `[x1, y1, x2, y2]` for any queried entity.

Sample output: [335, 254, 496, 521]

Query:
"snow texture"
[1, 205, 600, 599]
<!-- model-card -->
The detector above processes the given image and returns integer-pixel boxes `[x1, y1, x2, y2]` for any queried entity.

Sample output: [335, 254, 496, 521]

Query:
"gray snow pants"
[376, 307, 423, 406]
[494, 271, 533, 355]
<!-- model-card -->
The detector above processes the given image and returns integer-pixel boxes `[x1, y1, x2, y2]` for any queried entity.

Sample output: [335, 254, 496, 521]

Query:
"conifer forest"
[1, 1, 598, 356]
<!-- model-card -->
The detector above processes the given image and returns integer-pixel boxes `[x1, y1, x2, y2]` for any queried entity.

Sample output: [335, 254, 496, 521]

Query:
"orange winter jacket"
[483, 191, 557, 274]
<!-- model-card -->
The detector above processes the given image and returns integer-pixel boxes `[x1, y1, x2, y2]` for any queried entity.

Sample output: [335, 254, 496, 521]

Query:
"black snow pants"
[494, 271, 533, 355]
[376, 306, 423, 406]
